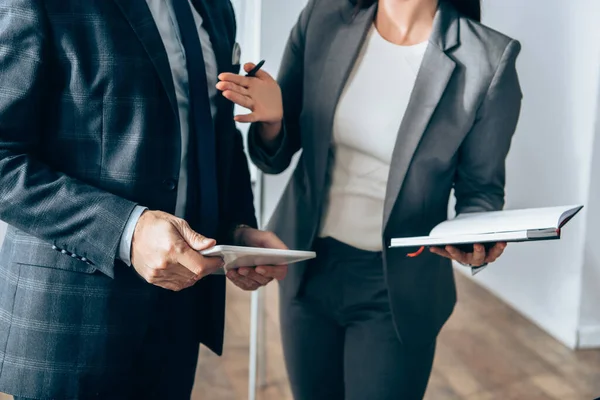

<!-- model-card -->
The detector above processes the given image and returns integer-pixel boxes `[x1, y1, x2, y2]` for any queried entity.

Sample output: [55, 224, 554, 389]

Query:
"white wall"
[468, 0, 600, 348]
[580, 85, 600, 347]
[576, 8, 600, 344]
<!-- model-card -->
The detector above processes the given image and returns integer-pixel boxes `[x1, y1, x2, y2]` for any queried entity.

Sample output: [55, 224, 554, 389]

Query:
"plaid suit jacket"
[0, 0, 257, 398]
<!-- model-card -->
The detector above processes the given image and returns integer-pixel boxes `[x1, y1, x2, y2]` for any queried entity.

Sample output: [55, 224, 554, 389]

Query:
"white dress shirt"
[319, 26, 427, 251]
[118, 0, 219, 266]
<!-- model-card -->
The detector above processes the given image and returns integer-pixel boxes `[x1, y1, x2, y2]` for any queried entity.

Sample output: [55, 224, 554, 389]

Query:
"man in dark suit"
[0, 0, 286, 399]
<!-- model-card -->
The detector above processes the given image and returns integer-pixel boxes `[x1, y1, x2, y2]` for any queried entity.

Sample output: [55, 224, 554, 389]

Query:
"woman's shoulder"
[455, 16, 521, 65]
[302, 0, 364, 24]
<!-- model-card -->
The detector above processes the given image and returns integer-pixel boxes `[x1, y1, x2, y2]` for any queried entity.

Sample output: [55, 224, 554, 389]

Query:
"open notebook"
[390, 205, 583, 251]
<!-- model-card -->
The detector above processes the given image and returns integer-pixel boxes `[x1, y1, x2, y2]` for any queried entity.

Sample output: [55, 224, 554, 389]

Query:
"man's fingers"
[172, 221, 223, 277]
[133, 212, 225, 290]
[237, 267, 273, 286]
[176, 247, 223, 278]
[152, 277, 191, 292]
[176, 220, 216, 251]
[194, 255, 224, 278]
[159, 281, 181, 291]
[218, 72, 251, 88]
[170, 263, 197, 281]
[255, 265, 287, 281]
[150, 263, 196, 282]
[142, 262, 197, 285]
[227, 270, 261, 291]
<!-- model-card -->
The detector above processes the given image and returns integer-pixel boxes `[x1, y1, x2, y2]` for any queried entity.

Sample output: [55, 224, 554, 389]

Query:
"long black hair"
[354, 0, 481, 22]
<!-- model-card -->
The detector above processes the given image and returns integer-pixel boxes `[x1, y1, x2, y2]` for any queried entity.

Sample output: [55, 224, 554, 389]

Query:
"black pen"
[246, 60, 265, 77]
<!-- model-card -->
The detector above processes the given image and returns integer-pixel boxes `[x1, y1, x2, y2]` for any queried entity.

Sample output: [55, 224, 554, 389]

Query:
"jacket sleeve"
[223, 129, 259, 239]
[454, 40, 523, 215]
[0, 0, 138, 278]
[247, 0, 318, 174]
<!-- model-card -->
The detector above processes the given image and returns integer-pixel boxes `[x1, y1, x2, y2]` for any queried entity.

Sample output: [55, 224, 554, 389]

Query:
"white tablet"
[200, 245, 316, 273]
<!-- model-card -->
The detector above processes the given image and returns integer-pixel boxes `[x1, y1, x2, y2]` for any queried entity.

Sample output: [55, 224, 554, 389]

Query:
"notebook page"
[430, 205, 581, 237]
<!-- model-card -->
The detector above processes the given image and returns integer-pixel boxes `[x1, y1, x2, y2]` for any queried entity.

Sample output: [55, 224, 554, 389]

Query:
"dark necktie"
[172, 0, 219, 238]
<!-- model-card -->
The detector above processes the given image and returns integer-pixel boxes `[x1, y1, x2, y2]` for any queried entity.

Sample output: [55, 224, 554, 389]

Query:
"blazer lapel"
[112, 0, 178, 117]
[382, 3, 459, 229]
[190, 0, 230, 73]
[312, 3, 377, 192]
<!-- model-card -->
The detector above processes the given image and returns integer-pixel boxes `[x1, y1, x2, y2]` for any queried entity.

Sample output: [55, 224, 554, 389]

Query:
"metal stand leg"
[248, 289, 260, 400]
[257, 287, 267, 388]
[245, 0, 265, 389]
[249, 166, 266, 400]
[249, 286, 267, 400]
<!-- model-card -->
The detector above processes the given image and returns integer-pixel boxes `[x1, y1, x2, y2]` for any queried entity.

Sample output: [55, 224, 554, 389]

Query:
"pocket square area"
[232, 42, 241, 65]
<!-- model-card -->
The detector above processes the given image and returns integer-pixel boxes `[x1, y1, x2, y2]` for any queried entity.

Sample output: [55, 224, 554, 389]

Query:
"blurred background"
[2, 0, 600, 399]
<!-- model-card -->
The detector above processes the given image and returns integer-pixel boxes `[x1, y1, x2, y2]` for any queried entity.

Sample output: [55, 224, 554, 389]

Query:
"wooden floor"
[2, 271, 599, 400]
[191, 271, 600, 400]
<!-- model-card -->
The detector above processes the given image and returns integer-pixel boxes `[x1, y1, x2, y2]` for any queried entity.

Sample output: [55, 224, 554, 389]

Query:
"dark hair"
[354, 0, 481, 22]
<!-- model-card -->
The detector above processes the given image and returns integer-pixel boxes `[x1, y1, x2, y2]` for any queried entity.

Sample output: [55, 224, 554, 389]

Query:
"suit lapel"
[191, 0, 236, 121]
[112, 0, 178, 118]
[382, 3, 459, 229]
[312, 3, 377, 192]
[191, 0, 231, 74]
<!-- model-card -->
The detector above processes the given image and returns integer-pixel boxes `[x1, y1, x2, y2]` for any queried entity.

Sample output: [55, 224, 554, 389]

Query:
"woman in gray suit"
[218, 0, 521, 398]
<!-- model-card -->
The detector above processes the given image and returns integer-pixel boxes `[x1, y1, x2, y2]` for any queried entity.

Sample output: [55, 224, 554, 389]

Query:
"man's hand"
[130, 210, 224, 291]
[430, 242, 507, 267]
[226, 227, 288, 291]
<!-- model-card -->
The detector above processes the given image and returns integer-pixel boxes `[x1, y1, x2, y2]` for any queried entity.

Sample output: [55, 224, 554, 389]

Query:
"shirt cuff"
[118, 205, 147, 266]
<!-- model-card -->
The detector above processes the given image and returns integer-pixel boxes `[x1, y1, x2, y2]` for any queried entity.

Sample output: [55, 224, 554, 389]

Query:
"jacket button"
[162, 178, 177, 191]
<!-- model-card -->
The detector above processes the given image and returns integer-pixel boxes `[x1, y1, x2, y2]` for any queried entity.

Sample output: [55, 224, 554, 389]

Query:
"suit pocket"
[6, 231, 97, 275]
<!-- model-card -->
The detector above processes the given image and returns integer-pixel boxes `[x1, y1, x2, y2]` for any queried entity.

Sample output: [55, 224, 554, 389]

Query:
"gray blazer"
[249, 0, 522, 345]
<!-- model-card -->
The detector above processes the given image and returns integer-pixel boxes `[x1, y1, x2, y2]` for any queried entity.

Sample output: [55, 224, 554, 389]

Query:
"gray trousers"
[280, 238, 435, 400]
